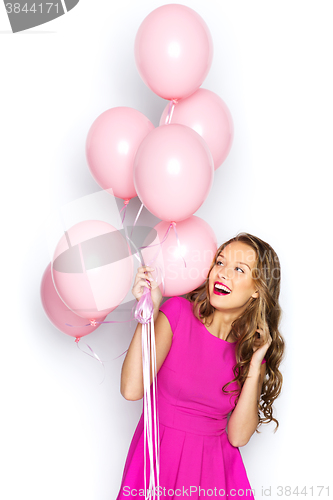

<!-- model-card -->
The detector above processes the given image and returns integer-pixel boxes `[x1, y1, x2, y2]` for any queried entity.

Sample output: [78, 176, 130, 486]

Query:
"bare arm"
[227, 323, 272, 447]
[227, 361, 266, 447]
[120, 266, 173, 401]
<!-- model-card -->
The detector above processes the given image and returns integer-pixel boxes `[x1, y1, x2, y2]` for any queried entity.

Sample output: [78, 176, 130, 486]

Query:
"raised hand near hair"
[132, 266, 163, 315]
[251, 321, 272, 368]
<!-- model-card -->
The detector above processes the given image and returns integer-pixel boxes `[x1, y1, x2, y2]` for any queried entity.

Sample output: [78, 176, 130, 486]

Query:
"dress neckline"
[189, 300, 236, 344]
[200, 321, 237, 344]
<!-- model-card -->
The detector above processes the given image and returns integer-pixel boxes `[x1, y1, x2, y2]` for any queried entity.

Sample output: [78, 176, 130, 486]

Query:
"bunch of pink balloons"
[84, 5, 234, 296]
[42, 4, 235, 339]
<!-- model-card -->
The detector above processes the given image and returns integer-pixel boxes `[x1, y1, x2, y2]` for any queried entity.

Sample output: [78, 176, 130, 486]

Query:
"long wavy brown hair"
[186, 232, 285, 432]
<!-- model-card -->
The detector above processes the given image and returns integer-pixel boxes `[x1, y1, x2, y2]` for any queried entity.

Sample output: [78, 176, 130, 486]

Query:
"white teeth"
[215, 284, 230, 293]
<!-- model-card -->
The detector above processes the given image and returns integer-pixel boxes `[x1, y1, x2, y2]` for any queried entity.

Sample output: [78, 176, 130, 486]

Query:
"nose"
[217, 266, 232, 280]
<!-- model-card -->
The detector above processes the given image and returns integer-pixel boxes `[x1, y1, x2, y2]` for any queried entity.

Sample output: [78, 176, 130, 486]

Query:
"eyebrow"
[218, 254, 251, 270]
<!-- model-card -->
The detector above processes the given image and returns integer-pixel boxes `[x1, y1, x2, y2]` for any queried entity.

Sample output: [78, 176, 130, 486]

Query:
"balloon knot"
[171, 221, 176, 227]
[75, 337, 80, 343]
[124, 199, 130, 205]
[90, 319, 97, 326]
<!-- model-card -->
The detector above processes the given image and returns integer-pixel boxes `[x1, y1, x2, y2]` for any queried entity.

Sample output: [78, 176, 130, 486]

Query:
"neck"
[205, 310, 239, 341]
[205, 296, 256, 341]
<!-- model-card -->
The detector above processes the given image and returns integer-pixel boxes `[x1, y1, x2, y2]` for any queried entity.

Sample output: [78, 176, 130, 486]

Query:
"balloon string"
[139, 221, 186, 269]
[138, 222, 173, 266]
[142, 321, 148, 498]
[119, 199, 130, 224]
[73, 332, 129, 386]
[67, 317, 133, 374]
[65, 318, 136, 328]
[151, 318, 160, 498]
[75, 336, 129, 362]
[164, 101, 173, 124]
[75, 339, 106, 385]
[130, 202, 144, 238]
[135, 221, 186, 296]
[172, 222, 187, 268]
[74, 342, 129, 383]
[112, 348, 129, 360]
[164, 99, 178, 125]
[126, 215, 165, 302]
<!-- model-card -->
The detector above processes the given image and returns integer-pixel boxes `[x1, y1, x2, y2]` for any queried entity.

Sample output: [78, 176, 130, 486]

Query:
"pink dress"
[116, 297, 265, 499]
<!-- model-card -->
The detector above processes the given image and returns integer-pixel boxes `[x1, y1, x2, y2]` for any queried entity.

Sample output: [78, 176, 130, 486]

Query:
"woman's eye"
[235, 267, 244, 273]
[216, 260, 224, 266]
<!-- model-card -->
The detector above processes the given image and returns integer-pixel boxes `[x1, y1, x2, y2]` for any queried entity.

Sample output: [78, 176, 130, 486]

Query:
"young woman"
[117, 232, 285, 500]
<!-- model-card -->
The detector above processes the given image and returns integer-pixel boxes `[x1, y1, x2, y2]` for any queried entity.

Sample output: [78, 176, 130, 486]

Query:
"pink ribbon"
[65, 317, 135, 384]
[133, 218, 187, 499]
[135, 287, 160, 499]
[74, 338, 128, 385]
[75, 339, 106, 384]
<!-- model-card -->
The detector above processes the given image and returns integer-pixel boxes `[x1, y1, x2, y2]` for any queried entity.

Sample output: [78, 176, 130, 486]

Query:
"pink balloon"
[133, 124, 214, 222]
[160, 88, 234, 170]
[41, 263, 105, 339]
[141, 216, 217, 296]
[135, 4, 213, 100]
[86, 107, 154, 200]
[52, 220, 133, 320]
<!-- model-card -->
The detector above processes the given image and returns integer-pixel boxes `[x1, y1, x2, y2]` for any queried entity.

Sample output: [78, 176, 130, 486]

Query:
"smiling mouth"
[214, 283, 231, 296]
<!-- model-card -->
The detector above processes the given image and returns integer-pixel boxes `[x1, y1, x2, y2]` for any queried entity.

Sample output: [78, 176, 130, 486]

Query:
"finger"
[135, 270, 155, 280]
[137, 266, 155, 274]
[134, 272, 154, 286]
[256, 325, 269, 336]
[132, 280, 152, 295]
[254, 331, 271, 346]
[136, 277, 152, 288]
[136, 270, 154, 278]
[148, 279, 159, 290]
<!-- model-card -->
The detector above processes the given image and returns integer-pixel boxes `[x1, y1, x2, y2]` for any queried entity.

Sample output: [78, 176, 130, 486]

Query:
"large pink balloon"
[52, 220, 133, 320]
[133, 124, 214, 222]
[141, 216, 217, 296]
[135, 4, 213, 100]
[86, 107, 154, 200]
[160, 88, 234, 170]
[41, 263, 105, 339]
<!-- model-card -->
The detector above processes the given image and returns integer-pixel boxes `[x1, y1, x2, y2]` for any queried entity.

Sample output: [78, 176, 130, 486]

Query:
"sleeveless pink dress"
[116, 297, 265, 499]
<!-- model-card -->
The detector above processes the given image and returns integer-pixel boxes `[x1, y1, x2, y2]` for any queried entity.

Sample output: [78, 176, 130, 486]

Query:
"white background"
[1, 1, 332, 499]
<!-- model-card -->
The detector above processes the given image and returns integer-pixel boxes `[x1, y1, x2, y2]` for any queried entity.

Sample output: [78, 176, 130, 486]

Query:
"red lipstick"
[213, 281, 231, 296]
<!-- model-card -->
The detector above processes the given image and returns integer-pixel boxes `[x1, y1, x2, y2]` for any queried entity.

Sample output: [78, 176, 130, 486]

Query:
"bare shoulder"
[154, 310, 174, 372]
[155, 309, 174, 337]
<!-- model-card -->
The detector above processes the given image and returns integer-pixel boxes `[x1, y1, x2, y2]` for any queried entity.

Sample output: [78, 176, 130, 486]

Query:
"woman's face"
[208, 241, 259, 313]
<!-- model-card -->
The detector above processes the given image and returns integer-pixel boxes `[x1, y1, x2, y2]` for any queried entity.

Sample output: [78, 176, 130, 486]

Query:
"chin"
[210, 293, 228, 308]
